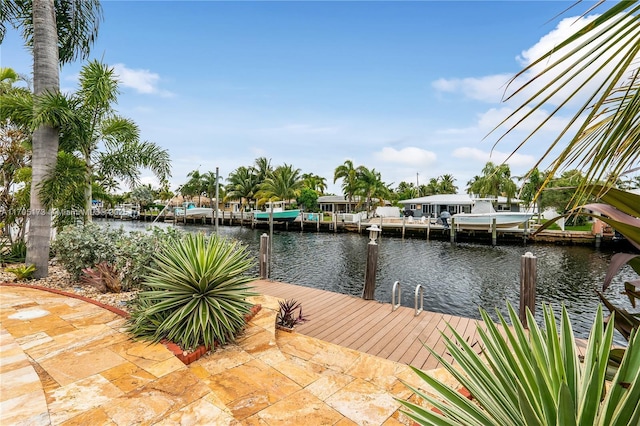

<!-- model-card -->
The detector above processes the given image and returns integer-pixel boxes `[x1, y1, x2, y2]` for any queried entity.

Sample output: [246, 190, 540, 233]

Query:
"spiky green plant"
[5, 263, 36, 280]
[399, 303, 640, 425]
[127, 232, 258, 350]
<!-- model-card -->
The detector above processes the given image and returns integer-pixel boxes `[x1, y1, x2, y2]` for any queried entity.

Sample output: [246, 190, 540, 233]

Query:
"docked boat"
[452, 199, 533, 230]
[253, 204, 300, 222]
[175, 202, 213, 219]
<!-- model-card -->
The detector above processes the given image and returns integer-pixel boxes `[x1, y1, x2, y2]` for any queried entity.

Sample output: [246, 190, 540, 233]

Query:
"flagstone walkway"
[0, 285, 460, 425]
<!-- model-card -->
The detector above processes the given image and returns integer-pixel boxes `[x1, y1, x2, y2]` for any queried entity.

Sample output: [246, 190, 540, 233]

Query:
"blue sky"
[1, 0, 603, 195]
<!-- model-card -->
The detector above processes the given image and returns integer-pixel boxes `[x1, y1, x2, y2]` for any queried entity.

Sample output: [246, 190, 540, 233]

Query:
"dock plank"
[250, 279, 483, 371]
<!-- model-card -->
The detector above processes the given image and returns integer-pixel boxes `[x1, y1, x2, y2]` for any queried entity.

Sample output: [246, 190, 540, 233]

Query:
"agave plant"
[127, 232, 258, 350]
[399, 303, 640, 425]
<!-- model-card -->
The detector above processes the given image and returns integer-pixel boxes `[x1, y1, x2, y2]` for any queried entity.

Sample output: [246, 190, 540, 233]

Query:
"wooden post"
[259, 233, 269, 279]
[317, 213, 320, 232]
[491, 217, 497, 246]
[595, 233, 602, 249]
[301, 212, 304, 233]
[402, 215, 405, 239]
[333, 213, 337, 233]
[519, 252, 537, 328]
[363, 241, 378, 300]
[450, 218, 455, 243]
[427, 216, 431, 240]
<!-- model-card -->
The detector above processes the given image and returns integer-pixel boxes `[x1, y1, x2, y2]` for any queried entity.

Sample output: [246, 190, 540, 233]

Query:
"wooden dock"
[251, 279, 486, 371]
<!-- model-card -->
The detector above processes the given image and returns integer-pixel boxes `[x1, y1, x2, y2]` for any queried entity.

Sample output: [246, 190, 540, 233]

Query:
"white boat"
[452, 199, 533, 230]
[175, 202, 213, 219]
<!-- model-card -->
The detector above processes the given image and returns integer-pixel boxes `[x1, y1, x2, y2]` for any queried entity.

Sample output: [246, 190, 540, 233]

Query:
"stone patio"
[0, 285, 461, 425]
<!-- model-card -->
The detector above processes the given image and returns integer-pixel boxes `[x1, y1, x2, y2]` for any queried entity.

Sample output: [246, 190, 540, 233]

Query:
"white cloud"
[373, 147, 437, 167]
[112, 63, 173, 97]
[432, 73, 514, 103]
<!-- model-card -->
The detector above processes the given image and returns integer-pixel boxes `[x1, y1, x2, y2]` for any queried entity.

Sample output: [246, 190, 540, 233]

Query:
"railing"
[414, 284, 424, 316]
[391, 281, 424, 316]
[392, 281, 401, 311]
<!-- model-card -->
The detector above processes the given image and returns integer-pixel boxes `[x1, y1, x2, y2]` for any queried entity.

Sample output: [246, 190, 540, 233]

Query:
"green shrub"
[113, 226, 182, 291]
[399, 303, 640, 426]
[127, 232, 258, 350]
[52, 223, 122, 279]
[53, 224, 181, 290]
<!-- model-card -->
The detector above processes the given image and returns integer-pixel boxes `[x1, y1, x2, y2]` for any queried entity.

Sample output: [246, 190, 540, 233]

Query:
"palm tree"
[184, 169, 204, 206]
[355, 166, 390, 217]
[467, 161, 517, 201]
[40, 60, 170, 223]
[518, 167, 547, 223]
[438, 174, 458, 194]
[201, 171, 220, 209]
[301, 173, 327, 195]
[253, 156, 273, 183]
[492, 1, 640, 201]
[255, 163, 303, 208]
[333, 160, 358, 212]
[1, 0, 102, 277]
[226, 166, 259, 226]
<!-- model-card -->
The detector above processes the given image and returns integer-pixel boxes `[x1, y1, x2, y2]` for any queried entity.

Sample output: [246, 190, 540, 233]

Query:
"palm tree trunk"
[84, 155, 92, 223]
[25, 0, 60, 278]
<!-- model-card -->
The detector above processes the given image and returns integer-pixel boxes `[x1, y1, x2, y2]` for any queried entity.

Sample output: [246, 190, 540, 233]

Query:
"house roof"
[399, 194, 523, 205]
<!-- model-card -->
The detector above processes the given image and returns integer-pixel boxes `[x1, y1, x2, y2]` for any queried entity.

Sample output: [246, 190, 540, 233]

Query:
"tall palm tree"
[492, 1, 640, 201]
[37, 60, 170, 223]
[256, 163, 303, 208]
[333, 160, 358, 212]
[1, 0, 102, 277]
[226, 166, 259, 225]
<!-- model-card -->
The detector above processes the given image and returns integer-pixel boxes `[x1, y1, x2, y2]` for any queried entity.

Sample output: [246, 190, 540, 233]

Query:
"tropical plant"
[334, 160, 358, 212]
[52, 222, 122, 279]
[126, 232, 258, 350]
[4, 263, 36, 280]
[467, 161, 517, 201]
[255, 163, 303, 208]
[399, 303, 640, 426]
[276, 299, 308, 329]
[1, 0, 103, 278]
[492, 1, 640, 203]
[0, 240, 27, 265]
[226, 166, 259, 225]
[301, 172, 327, 195]
[355, 165, 391, 217]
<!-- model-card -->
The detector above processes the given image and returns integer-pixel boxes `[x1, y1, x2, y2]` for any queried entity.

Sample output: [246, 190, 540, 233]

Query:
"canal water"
[98, 219, 637, 345]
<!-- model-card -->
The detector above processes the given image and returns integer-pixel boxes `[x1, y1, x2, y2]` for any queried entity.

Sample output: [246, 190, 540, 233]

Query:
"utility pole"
[215, 166, 219, 233]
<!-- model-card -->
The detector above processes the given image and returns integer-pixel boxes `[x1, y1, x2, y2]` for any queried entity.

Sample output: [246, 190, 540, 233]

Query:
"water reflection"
[98, 219, 636, 344]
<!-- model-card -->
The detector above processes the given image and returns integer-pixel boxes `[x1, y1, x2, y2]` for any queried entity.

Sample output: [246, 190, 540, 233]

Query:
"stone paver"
[0, 285, 461, 425]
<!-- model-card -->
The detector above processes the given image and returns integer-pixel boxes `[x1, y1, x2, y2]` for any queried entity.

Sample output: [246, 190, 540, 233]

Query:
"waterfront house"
[317, 195, 389, 214]
[399, 194, 525, 218]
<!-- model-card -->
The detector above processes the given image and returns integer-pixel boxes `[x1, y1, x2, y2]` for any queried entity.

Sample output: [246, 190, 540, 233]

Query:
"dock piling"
[519, 251, 537, 328]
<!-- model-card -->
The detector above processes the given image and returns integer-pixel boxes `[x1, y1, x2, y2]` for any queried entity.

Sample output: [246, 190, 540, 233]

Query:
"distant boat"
[253, 203, 300, 223]
[452, 199, 533, 230]
[175, 202, 213, 219]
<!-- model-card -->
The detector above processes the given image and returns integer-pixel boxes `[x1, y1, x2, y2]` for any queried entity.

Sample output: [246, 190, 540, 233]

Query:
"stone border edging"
[1, 282, 262, 365]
